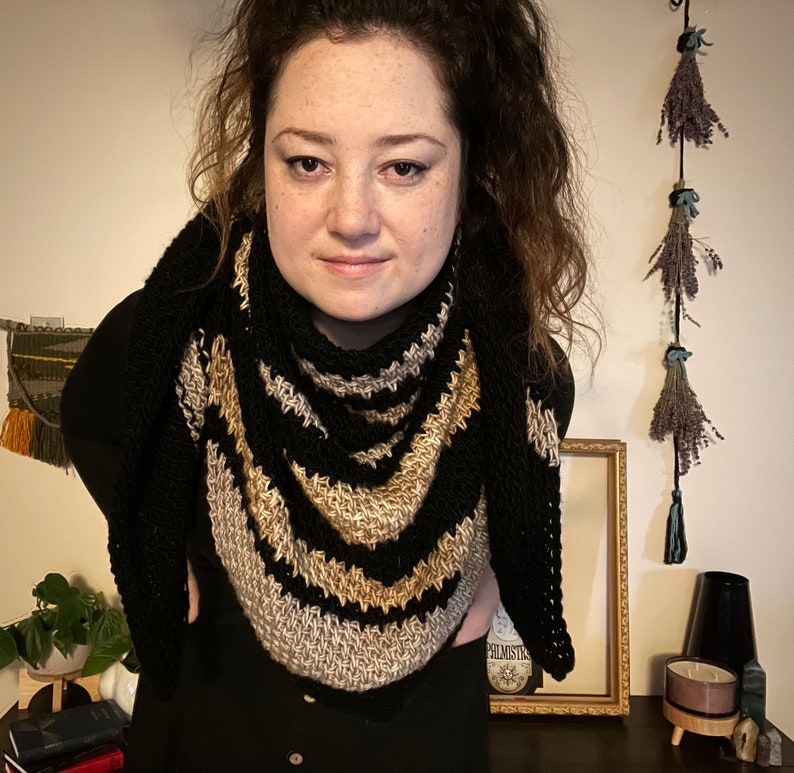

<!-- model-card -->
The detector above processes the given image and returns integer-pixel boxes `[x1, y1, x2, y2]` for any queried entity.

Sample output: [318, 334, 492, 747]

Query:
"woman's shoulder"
[61, 290, 142, 445]
[528, 337, 574, 440]
[549, 340, 574, 440]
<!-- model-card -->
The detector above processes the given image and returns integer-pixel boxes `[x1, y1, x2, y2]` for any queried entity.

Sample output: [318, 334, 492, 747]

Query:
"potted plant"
[0, 572, 132, 678]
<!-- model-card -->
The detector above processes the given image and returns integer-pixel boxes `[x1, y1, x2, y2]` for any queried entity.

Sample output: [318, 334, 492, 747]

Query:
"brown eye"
[393, 162, 414, 176]
[287, 156, 323, 175]
[299, 158, 319, 172]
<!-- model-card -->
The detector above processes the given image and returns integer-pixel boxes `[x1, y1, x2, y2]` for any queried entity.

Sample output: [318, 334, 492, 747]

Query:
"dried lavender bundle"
[645, 182, 718, 304]
[657, 28, 729, 147]
[649, 345, 723, 476]
[646, 196, 697, 303]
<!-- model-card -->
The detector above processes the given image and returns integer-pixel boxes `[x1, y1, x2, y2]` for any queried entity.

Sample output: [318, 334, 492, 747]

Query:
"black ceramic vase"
[684, 571, 757, 685]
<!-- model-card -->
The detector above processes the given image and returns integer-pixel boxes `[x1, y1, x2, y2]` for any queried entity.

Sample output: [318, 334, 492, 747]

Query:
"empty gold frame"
[488, 438, 630, 715]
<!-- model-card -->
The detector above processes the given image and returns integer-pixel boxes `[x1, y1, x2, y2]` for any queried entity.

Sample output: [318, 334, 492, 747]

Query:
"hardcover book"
[4, 746, 123, 773]
[8, 702, 126, 764]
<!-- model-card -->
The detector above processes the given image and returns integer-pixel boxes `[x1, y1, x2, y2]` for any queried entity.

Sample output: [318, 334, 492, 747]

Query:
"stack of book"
[3, 700, 126, 773]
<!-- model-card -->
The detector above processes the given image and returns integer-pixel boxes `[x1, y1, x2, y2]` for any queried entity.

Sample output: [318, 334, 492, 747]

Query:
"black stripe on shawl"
[224, 313, 471, 487]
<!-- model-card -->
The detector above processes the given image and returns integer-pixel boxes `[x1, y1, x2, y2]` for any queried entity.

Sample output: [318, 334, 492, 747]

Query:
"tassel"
[31, 416, 71, 469]
[646, 180, 723, 309]
[664, 487, 688, 564]
[650, 344, 723, 476]
[0, 407, 35, 457]
[657, 27, 729, 147]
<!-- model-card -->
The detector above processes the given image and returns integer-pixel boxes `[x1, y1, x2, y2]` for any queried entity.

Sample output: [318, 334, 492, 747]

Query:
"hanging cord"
[670, 0, 691, 29]
[671, 0, 689, 349]
[679, 129, 685, 179]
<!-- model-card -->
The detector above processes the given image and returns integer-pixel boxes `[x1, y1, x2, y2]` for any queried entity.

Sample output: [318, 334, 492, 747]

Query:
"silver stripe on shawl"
[526, 390, 560, 467]
[176, 331, 208, 443]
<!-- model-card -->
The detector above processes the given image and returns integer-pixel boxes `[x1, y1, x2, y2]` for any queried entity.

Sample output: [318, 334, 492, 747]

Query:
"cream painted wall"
[1, 0, 792, 736]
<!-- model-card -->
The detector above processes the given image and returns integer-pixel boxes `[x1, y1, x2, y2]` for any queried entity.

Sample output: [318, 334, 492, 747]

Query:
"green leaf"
[16, 616, 50, 668]
[52, 628, 75, 659]
[36, 609, 56, 631]
[89, 632, 132, 661]
[35, 573, 74, 605]
[54, 594, 89, 631]
[82, 632, 133, 677]
[81, 654, 116, 677]
[0, 627, 19, 670]
[89, 608, 127, 648]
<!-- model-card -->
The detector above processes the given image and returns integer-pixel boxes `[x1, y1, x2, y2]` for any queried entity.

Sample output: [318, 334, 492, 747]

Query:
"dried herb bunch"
[650, 345, 723, 476]
[646, 181, 723, 308]
[658, 27, 729, 147]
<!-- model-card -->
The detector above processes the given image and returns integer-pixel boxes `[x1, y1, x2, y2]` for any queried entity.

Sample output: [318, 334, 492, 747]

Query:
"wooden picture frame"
[488, 438, 630, 715]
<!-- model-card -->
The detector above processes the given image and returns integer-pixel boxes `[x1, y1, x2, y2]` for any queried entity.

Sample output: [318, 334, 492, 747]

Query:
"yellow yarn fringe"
[0, 407, 35, 456]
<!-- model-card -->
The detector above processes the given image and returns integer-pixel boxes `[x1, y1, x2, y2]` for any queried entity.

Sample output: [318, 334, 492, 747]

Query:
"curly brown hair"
[190, 0, 596, 364]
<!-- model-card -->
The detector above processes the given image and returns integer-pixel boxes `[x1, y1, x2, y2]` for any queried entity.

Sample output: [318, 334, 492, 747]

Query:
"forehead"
[267, 33, 455, 138]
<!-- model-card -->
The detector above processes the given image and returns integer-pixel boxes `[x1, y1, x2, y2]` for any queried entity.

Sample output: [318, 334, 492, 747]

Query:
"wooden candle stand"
[663, 698, 739, 746]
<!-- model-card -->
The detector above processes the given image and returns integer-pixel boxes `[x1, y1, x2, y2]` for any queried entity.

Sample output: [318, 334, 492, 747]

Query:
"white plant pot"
[98, 660, 140, 718]
[27, 643, 91, 681]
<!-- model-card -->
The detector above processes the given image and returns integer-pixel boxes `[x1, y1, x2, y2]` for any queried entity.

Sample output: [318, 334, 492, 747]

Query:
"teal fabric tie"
[675, 188, 700, 219]
[685, 28, 713, 50]
[666, 347, 692, 379]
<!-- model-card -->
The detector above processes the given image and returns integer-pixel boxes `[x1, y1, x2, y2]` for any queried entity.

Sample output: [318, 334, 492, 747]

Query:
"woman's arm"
[61, 290, 200, 622]
[61, 291, 140, 516]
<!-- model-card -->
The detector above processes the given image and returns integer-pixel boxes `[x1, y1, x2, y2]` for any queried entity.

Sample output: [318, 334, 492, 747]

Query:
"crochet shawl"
[108, 213, 575, 716]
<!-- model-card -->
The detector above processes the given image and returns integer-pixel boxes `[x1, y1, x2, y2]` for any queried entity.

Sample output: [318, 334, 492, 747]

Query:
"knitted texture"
[107, 214, 575, 715]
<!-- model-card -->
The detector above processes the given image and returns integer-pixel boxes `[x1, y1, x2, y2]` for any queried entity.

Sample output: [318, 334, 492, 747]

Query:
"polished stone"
[740, 658, 767, 730]
[758, 728, 783, 768]
[734, 716, 759, 763]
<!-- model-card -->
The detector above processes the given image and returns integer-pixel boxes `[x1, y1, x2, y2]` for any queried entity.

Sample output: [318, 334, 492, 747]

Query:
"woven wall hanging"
[0, 318, 93, 469]
[647, 0, 728, 564]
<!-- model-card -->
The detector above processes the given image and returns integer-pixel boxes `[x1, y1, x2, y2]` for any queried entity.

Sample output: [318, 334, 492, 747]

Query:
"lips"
[320, 255, 389, 278]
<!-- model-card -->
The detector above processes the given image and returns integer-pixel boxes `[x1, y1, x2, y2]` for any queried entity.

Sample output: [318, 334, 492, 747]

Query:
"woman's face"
[264, 33, 462, 348]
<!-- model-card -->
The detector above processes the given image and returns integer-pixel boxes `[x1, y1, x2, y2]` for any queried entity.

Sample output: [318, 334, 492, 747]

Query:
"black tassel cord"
[648, 0, 727, 564]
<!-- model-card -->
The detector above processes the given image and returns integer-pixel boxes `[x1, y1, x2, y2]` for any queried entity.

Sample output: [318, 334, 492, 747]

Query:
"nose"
[326, 172, 380, 241]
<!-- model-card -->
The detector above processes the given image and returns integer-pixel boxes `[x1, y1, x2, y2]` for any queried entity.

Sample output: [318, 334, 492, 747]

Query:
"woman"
[62, 0, 591, 770]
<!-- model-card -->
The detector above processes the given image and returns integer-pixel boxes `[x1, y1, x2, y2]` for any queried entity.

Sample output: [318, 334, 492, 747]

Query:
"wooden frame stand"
[663, 698, 739, 746]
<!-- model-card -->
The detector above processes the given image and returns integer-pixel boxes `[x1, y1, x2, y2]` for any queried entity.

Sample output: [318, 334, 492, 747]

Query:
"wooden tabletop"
[488, 696, 794, 772]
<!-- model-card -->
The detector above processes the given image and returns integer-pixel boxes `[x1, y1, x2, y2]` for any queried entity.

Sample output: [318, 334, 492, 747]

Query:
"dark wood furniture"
[488, 697, 794, 771]
[2, 695, 791, 771]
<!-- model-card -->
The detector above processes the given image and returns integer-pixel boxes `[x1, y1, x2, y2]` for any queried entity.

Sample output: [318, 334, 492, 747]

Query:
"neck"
[312, 304, 412, 350]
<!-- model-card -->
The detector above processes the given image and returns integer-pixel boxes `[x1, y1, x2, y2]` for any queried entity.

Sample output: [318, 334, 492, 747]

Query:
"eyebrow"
[273, 128, 334, 145]
[375, 133, 446, 149]
[272, 128, 446, 150]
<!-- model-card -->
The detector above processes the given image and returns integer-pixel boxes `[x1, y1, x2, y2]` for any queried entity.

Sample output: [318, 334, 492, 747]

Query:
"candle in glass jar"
[665, 657, 738, 716]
